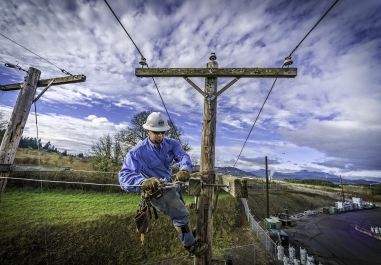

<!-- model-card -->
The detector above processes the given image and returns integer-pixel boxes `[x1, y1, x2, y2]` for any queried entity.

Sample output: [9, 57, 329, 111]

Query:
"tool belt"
[133, 191, 159, 234]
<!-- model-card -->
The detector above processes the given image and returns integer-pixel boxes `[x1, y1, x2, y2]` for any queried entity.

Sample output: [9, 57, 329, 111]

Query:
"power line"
[3, 61, 28, 72]
[103, 0, 144, 59]
[233, 0, 339, 168]
[0, 176, 134, 187]
[288, 0, 339, 58]
[103, 0, 181, 142]
[233, 78, 278, 168]
[150, 77, 181, 141]
[0, 32, 73, 76]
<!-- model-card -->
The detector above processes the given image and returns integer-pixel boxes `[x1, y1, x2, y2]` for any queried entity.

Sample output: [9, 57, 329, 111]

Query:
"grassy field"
[14, 149, 92, 171]
[2, 149, 378, 264]
[0, 187, 243, 265]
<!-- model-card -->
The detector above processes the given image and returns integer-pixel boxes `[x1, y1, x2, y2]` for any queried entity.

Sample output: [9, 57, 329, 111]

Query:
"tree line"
[0, 110, 191, 172]
[284, 178, 339, 187]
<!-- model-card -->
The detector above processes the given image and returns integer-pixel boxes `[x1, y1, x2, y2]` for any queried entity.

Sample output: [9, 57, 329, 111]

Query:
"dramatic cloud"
[1, 0, 380, 179]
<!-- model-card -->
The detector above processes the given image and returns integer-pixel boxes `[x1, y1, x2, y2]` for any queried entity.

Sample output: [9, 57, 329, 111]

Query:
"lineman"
[119, 111, 208, 255]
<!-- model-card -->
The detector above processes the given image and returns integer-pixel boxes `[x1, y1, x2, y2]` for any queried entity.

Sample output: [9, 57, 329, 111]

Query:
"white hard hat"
[143, 112, 171, 131]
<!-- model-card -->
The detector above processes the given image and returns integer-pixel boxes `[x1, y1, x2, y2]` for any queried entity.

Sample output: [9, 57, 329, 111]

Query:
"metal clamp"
[201, 181, 230, 191]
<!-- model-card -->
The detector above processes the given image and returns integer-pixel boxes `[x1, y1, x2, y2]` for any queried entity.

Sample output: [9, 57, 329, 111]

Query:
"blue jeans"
[150, 185, 195, 246]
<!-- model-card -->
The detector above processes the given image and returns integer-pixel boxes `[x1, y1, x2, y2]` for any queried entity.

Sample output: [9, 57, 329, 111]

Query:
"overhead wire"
[103, 0, 144, 59]
[2, 61, 28, 72]
[0, 32, 73, 76]
[232, 0, 339, 168]
[287, 0, 339, 58]
[103, 0, 181, 141]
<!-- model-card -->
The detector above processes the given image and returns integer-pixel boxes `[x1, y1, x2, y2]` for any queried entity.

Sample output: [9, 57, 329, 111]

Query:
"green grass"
[1, 189, 141, 227]
[0, 188, 236, 265]
[0, 188, 209, 227]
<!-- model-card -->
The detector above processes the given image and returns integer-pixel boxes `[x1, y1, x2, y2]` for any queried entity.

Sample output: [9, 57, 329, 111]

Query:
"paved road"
[283, 208, 381, 265]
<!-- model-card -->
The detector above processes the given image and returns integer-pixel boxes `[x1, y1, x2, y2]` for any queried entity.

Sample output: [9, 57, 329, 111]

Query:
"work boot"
[185, 241, 208, 256]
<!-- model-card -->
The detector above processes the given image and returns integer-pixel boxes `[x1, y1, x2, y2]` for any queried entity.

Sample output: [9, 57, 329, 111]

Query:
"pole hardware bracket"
[202, 181, 230, 191]
[0, 164, 12, 172]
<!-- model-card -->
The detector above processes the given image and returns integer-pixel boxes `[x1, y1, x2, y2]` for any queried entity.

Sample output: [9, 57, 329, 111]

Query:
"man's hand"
[175, 169, 191, 182]
[141, 177, 161, 192]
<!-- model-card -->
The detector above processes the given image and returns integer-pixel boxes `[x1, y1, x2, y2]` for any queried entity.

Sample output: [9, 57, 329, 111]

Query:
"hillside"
[245, 189, 338, 221]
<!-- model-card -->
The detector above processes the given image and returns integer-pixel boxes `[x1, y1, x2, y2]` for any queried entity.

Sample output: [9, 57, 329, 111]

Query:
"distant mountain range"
[208, 167, 381, 185]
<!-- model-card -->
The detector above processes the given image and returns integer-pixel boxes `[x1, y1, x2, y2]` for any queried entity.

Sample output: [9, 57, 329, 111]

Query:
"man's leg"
[150, 187, 208, 255]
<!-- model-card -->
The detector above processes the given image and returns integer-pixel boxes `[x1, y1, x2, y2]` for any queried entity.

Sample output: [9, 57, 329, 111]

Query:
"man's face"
[147, 130, 166, 145]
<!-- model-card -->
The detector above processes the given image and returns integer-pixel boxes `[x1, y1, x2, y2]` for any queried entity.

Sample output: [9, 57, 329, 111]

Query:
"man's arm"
[172, 140, 192, 173]
[119, 151, 146, 192]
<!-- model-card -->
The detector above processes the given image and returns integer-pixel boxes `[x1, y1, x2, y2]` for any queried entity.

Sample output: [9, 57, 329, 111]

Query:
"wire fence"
[241, 199, 279, 262]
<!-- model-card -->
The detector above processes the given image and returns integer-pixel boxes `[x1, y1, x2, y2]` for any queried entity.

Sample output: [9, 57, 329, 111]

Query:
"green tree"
[0, 110, 7, 143]
[89, 134, 121, 172]
[43, 141, 51, 151]
[0, 109, 7, 129]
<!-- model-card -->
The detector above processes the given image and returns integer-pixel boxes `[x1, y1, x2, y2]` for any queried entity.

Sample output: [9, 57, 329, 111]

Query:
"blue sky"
[1, 0, 380, 180]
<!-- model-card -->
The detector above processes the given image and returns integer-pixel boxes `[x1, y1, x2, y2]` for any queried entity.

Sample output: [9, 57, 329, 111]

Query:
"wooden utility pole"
[0, 68, 86, 201]
[340, 175, 345, 202]
[136, 53, 297, 264]
[265, 156, 269, 218]
[197, 57, 218, 263]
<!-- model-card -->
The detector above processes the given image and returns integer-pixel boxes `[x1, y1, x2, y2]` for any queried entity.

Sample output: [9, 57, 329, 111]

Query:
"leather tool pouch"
[133, 205, 151, 234]
[133, 192, 160, 234]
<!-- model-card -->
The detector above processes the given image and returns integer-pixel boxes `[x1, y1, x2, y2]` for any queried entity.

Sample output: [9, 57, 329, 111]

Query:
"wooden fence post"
[0, 67, 41, 201]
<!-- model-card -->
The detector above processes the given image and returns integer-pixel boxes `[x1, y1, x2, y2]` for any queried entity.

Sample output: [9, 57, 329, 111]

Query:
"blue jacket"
[119, 137, 192, 192]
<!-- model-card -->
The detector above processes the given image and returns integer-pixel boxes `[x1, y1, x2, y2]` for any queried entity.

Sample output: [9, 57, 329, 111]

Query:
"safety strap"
[141, 192, 159, 220]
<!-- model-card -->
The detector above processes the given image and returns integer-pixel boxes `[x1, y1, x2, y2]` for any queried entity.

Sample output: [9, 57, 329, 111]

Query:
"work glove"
[141, 177, 161, 193]
[175, 169, 191, 182]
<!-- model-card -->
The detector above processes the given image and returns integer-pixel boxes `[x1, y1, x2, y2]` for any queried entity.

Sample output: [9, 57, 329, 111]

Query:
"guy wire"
[34, 102, 49, 265]
[0, 32, 73, 76]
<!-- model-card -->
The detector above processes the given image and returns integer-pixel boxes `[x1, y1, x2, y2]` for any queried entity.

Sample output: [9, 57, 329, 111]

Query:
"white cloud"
[1, 0, 381, 179]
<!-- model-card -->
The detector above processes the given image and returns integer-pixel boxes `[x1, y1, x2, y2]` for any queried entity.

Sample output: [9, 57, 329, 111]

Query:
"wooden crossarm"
[136, 68, 297, 78]
[1, 74, 86, 91]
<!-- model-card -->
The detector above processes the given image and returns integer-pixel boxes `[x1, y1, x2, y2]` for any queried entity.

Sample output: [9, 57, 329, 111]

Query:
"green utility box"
[322, 207, 330, 214]
[329, 206, 337, 214]
[264, 218, 281, 231]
